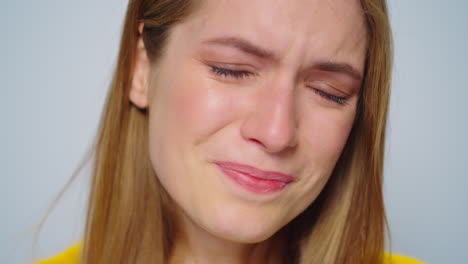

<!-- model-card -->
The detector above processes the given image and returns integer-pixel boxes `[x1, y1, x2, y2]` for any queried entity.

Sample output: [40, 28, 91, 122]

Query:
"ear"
[129, 22, 150, 109]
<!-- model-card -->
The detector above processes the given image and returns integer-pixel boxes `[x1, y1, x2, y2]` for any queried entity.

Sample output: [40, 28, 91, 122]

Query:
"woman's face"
[134, 0, 367, 243]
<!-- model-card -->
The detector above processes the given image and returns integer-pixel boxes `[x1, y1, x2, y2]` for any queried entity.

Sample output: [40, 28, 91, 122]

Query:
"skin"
[130, 0, 367, 263]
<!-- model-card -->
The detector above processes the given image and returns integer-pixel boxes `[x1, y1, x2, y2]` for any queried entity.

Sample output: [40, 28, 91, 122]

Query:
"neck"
[168, 212, 286, 264]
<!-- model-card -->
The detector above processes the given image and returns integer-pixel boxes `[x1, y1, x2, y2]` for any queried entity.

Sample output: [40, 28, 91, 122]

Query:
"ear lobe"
[129, 23, 150, 109]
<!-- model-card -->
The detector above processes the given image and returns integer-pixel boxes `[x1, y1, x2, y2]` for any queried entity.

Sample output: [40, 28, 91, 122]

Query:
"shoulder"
[383, 253, 427, 264]
[34, 243, 80, 264]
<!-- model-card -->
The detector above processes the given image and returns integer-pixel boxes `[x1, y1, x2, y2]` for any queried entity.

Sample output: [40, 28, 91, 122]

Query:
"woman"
[36, 0, 423, 263]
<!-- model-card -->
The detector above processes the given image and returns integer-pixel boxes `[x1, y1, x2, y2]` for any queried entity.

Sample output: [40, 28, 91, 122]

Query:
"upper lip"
[215, 161, 294, 183]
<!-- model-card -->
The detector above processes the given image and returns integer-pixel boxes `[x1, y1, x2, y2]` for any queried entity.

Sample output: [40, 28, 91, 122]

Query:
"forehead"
[175, 0, 367, 71]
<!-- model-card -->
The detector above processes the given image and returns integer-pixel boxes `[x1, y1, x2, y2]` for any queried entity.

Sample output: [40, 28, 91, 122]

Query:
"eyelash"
[312, 88, 348, 105]
[210, 66, 348, 105]
[210, 66, 253, 79]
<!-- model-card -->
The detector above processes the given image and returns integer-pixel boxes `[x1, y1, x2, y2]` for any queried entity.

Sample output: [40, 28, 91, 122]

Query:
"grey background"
[2, 1, 467, 263]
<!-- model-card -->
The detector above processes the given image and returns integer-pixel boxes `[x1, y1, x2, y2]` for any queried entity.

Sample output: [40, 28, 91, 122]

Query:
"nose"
[240, 82, 298, 153]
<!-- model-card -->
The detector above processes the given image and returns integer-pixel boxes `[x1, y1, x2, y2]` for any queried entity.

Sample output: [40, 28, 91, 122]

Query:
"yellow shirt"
[34, 243, 426, 264]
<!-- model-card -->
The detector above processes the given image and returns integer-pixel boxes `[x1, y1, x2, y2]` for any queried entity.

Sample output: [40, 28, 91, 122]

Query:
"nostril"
[249, 138, 264, 147]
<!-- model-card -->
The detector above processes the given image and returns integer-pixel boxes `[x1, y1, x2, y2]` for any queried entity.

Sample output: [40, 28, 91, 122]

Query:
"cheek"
[296, 87, 357, 148]
[315, 111, 354, 150]
[299, 104, 356, 171]
[286, 106, 356, 218]
[167, 74, 237, 141]
[146, 63, 240, 196]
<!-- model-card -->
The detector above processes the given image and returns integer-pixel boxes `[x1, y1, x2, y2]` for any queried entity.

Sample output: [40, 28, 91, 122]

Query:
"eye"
[209, 65, 253, 80]
[312, 88, 348, 105]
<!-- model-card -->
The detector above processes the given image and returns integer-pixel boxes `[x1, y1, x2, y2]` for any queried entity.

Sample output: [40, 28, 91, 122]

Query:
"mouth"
[214, 161, 294, 194]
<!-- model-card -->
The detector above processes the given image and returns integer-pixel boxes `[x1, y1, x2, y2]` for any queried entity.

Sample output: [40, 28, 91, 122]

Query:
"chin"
[202, 205, 282, 244]
[208, 223, 276, 244]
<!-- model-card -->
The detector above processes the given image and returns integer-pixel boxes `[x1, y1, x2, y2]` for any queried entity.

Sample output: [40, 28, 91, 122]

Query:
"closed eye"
[312, 88, 348, 105]
[210, 66, 253, 79]
[209, 65, 348, 105]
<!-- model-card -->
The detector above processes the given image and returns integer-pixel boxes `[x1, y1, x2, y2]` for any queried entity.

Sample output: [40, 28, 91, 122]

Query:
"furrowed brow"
[315, 61, 363, 81]
[202, 36, 278, 61]
[202, 37, 363, 81]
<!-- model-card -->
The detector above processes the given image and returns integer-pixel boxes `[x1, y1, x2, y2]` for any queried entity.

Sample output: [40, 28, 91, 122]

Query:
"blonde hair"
[79, 0, 393, 263]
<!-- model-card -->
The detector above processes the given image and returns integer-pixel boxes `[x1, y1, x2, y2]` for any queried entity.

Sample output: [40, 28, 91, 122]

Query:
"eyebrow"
[202, 36, 278, 61]
[202, 36, 363, 81]
[314, 61, 363, 81]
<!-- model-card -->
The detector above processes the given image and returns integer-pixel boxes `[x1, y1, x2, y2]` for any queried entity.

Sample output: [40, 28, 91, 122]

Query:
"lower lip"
[216, 165, 289, 194]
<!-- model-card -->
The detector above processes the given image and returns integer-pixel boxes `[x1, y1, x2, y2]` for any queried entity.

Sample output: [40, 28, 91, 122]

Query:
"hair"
[77, 0, 393, 263]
